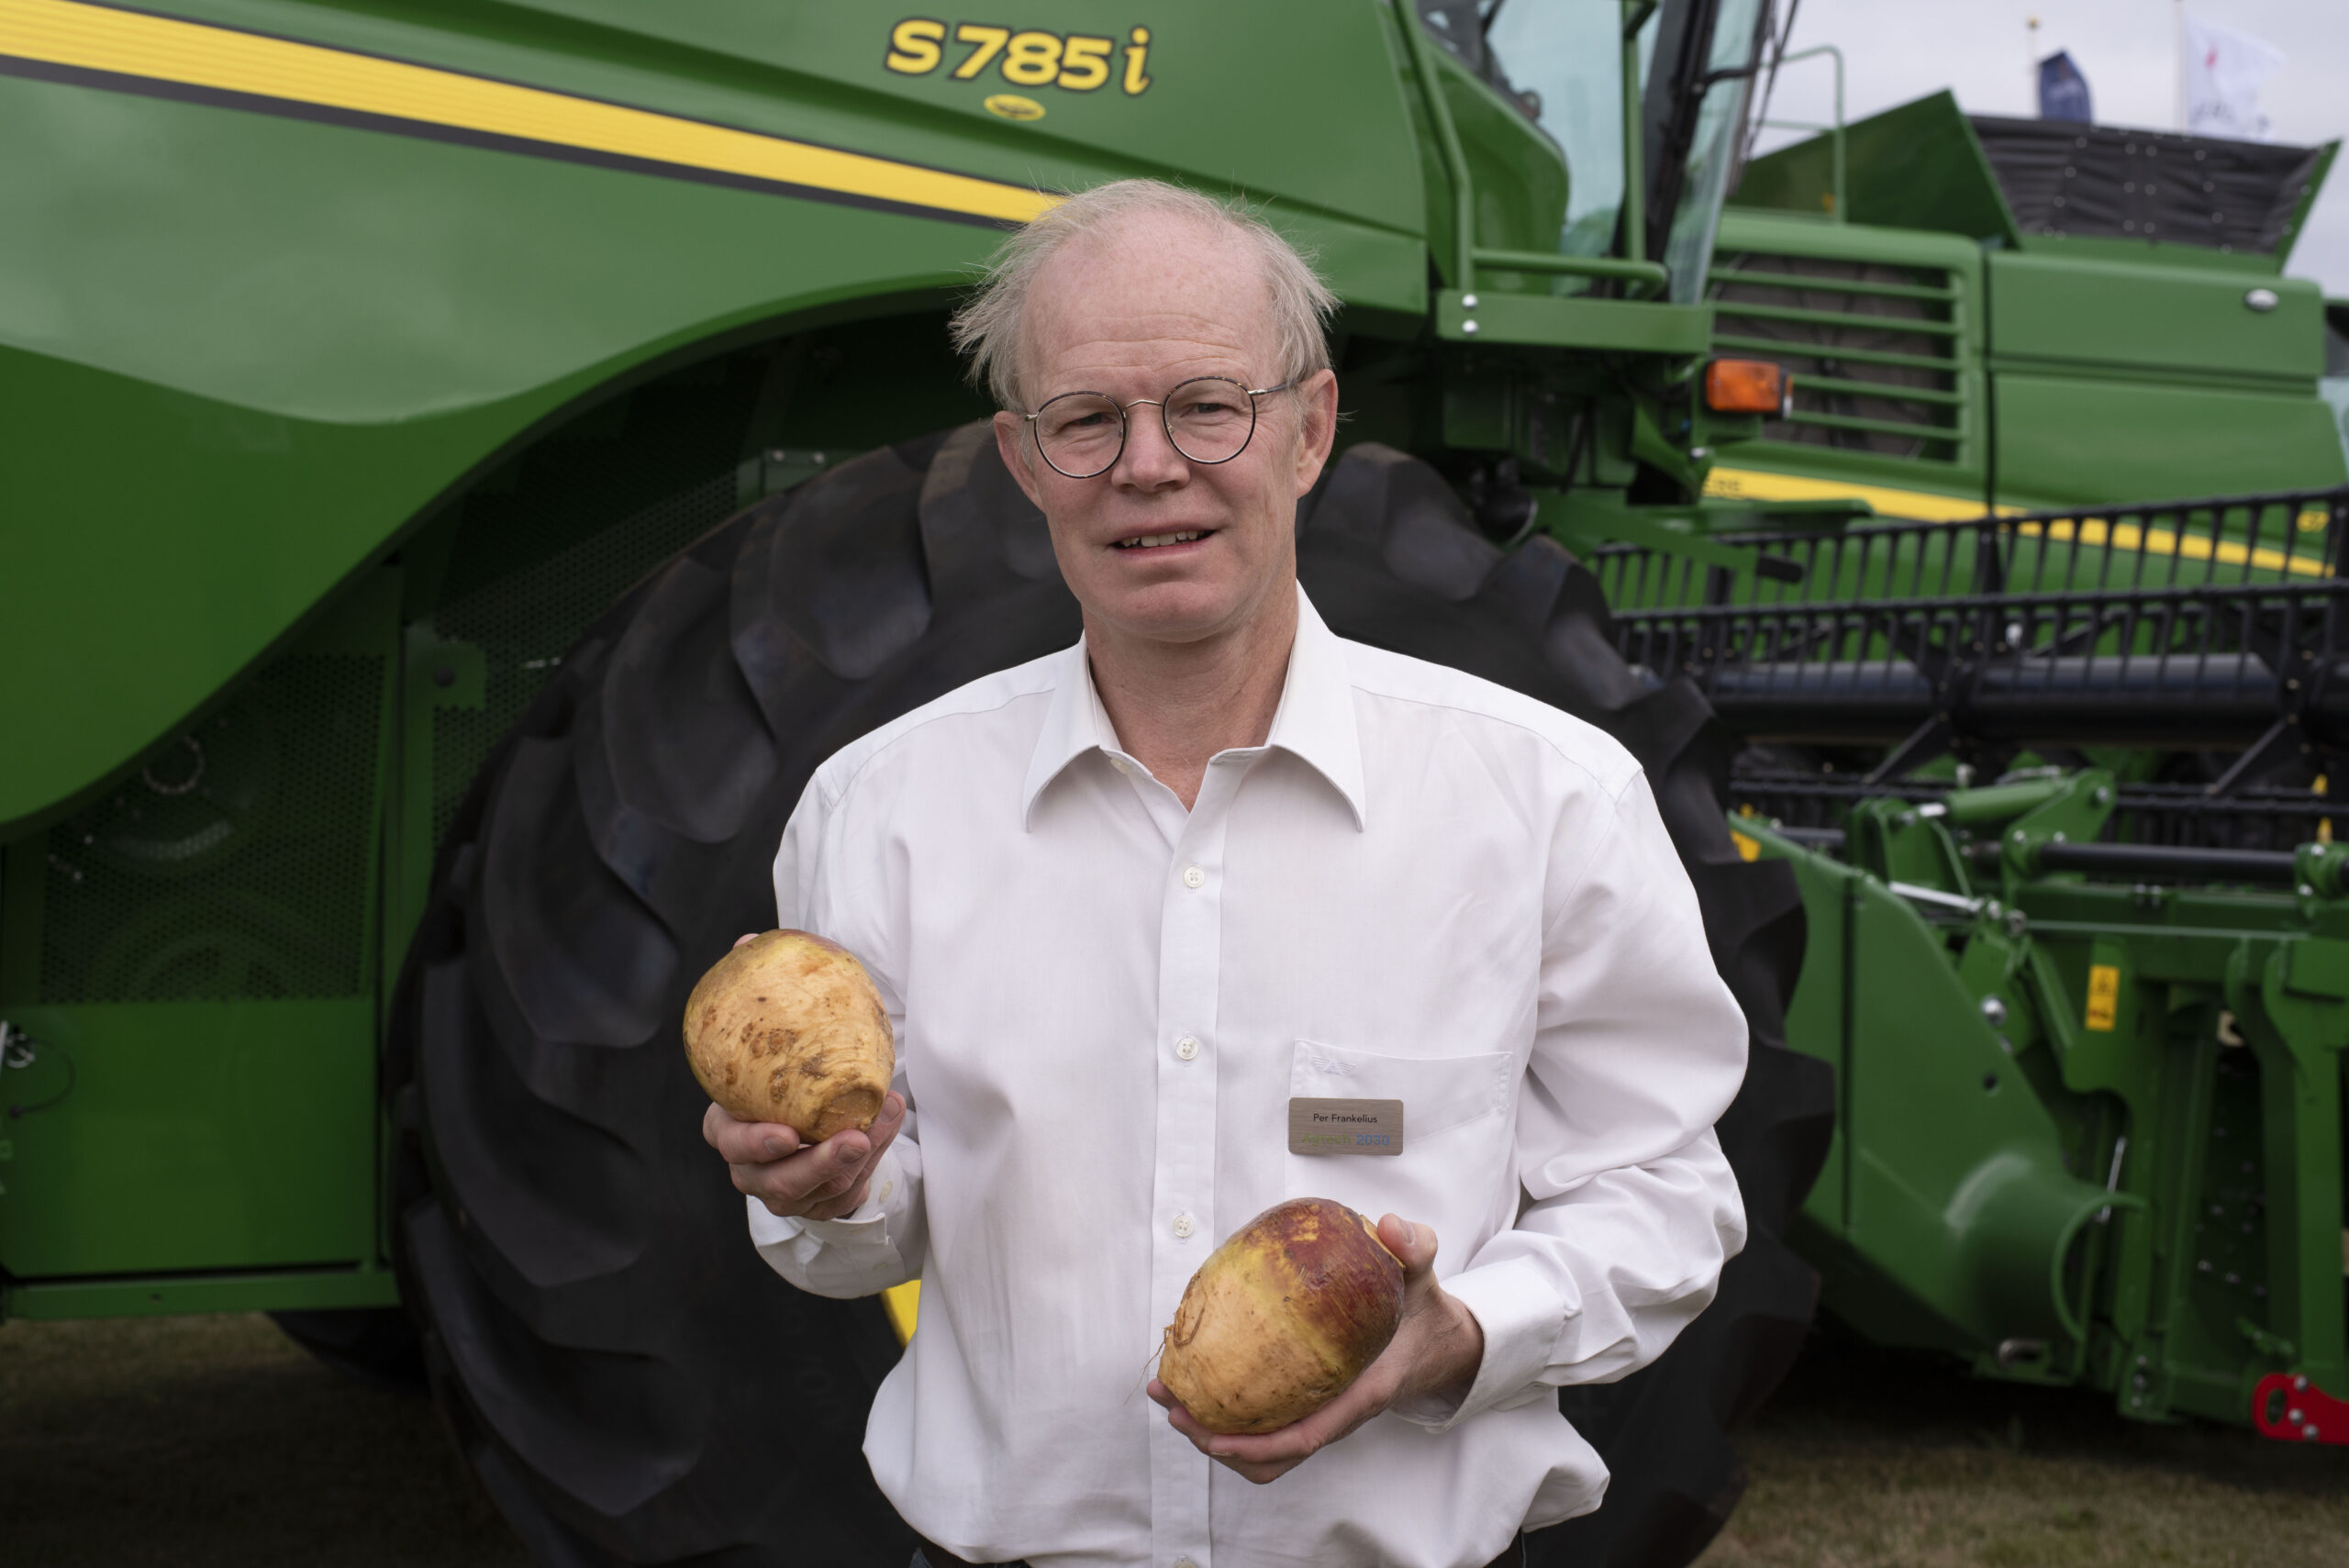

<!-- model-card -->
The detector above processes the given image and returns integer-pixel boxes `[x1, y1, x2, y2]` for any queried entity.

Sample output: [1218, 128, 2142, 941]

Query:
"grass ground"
[3, 1311, 2343, 1565]
[1697, 1329, 2349, 1567]
[0, 1311, 524, 1567]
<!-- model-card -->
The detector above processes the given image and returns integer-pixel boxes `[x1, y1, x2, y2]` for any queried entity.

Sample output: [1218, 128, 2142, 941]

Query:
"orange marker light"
[1705, 359, 1791, 417]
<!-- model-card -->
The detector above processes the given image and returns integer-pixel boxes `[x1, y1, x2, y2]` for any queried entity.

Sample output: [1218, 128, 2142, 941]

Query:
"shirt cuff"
[747, 1145, 904, 1239]
[745, 1146, 915, 1297]
[797, 1178, 893, 1237]
[1393, 1256, 1564, 1432]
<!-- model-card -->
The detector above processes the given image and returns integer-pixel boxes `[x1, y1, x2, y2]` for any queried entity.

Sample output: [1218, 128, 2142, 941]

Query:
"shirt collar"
[1020, 584, 1366, 831]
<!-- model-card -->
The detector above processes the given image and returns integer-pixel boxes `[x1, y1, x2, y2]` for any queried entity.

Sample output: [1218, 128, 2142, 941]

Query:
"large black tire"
[270, 1307, 428, 1395]
[390, 425, 1830, 1566]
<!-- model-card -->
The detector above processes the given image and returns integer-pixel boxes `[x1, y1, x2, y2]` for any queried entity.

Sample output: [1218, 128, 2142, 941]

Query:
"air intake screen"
[429, 473, 740, 853]
[40, 655, 384, 1002]
[1709, 253, 1965, 462]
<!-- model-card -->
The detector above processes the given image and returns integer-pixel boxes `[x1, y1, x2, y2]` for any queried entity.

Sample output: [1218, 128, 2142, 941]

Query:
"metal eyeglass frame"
[1022, 376, 1297, 480]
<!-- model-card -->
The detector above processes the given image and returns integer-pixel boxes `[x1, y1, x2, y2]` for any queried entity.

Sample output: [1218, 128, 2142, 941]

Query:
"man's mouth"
[1114, 529, 1210, 550]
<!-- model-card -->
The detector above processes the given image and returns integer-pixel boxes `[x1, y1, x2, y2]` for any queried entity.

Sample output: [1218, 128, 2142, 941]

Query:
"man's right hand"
[702, 1092, 907, 1221]
[700, 932, 907, 1221]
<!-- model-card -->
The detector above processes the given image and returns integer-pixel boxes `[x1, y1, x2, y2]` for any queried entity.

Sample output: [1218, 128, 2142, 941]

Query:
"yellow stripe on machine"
[0, 0, 1059, 225]
[2011, 516, 2327, 579]
[1703, 465, 2010, 524]
[1706, 466, 2327, 579]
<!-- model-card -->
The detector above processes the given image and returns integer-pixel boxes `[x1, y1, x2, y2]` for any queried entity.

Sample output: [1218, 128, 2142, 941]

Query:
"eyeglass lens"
[1034, 377, 1261, 478]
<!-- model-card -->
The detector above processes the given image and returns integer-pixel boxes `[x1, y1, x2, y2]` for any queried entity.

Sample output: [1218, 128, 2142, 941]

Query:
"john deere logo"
[985, 94, 1045, 121]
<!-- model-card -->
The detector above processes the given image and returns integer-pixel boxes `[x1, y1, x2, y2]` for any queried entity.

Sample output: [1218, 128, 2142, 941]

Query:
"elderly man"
[701, 179, 1749, 1568]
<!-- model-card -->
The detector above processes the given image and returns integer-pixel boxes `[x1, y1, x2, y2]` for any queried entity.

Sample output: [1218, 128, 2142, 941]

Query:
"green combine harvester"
[0, 1, 2343, 1563]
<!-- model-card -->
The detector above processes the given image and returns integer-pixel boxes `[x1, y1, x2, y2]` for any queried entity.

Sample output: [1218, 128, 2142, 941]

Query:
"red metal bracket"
[2251, 1373, 2349, 1443]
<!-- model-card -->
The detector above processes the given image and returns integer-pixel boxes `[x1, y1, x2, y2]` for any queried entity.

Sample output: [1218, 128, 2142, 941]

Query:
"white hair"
[949, 179, 1339, 411]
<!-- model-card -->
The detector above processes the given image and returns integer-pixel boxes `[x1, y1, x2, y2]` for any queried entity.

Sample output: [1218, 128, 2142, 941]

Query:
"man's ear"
[993, 412, 1047, 510]
[1290, 369, 1340, 498]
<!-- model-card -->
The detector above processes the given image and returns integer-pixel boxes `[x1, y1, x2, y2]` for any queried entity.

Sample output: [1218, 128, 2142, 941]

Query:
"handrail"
[1475, 247, 1669, 289]
[1391, 0, 1666, 299]
[1391, 0, 1477, 293]
[1620, 0, 1649, 264]
[1753, 44, 1847, 222]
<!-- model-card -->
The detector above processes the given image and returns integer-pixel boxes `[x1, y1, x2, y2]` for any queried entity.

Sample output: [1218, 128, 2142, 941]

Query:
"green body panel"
[1707, 155, 2345, 516]
[1988, 252, 2326, 386]
[0, 1000, 380, 1278]
[1731, 91, 2019, 247]
[1980, 250, 2344, 503]
[0, 0, 1437, 835]
[1776, 847, 2115, 1354]
[1993, 373, 2347, 506]
[459, 0, 1431, 240]
[1711, 88, 2344, 517]
[2, 1265, 400, 1321]
[2, 342, 575, 839]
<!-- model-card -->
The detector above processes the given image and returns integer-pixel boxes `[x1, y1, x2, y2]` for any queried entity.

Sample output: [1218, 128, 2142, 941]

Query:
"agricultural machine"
[0, 1, 2343, 1564]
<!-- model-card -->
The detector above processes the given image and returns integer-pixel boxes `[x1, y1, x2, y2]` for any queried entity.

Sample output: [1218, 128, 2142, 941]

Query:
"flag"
[2182, 12, 2284, 141]
[2037, 50, 2093, 123]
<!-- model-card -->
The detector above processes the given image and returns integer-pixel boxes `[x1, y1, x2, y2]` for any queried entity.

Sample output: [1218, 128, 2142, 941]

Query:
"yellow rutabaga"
[1158, 1197, 1406, 1435]
[683, 930, 894, 1143]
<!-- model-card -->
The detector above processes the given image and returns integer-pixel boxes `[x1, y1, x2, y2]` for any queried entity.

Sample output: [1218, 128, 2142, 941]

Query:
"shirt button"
[1171, 1213, 1197, 1240]
[1174, 1035, 1199, 1061]
[1182, 865, 1206, 889]
[1174, 1559, 1199, 1568]
[1109, 755, 1132, 774]
[879, 1181, 894, 1202]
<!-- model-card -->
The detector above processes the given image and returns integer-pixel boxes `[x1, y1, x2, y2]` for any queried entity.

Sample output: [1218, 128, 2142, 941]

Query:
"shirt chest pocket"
[1282, 1040, 1515, 1227]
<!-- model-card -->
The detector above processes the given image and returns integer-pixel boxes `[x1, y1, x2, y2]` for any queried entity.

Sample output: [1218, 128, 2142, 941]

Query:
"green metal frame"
[1742, 772, 2349, 1422]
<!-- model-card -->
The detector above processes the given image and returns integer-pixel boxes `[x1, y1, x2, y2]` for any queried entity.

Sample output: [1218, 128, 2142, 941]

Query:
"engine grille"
[1709, 252, 1968, 463]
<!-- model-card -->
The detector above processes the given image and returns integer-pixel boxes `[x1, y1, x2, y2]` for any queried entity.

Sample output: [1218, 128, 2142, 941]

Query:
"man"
[702, 180, 1749, 1568]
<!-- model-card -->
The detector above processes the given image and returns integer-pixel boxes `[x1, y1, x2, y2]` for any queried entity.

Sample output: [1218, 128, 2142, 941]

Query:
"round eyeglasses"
[1024, 376, 1296, 480]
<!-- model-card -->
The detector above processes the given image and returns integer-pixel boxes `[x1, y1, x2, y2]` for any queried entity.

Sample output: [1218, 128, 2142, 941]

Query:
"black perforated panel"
[1970, 115, 2324, 252]
[429, 471, 740, 854]
[40, 655, 384, 1002]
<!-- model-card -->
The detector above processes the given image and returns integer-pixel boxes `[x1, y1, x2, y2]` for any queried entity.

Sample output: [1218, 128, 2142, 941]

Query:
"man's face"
[992, 216, 1339, 651]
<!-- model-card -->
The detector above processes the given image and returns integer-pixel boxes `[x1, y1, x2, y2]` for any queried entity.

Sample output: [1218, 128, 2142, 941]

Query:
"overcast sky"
[1747, 0, 2348, 296]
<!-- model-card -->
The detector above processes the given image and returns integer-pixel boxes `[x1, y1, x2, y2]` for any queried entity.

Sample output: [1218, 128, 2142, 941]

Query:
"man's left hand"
[1146, 1213, 1484, 1485]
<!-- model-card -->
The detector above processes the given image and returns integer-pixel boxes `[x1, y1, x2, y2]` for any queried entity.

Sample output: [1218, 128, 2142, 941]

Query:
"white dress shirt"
[750, 586, 1749, 1568]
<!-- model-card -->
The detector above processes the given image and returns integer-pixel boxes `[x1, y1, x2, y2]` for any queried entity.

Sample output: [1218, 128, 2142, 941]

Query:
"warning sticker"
[2085, 963, 2121, 1032]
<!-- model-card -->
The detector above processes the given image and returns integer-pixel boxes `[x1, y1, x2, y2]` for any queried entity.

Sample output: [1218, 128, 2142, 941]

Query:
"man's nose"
[1112, 405, 1189, 490]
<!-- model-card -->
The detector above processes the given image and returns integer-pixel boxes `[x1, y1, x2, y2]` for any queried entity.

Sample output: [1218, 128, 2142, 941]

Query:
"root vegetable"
[684, 930, 894, 1143]
[1157, 1197, 1406, 1435]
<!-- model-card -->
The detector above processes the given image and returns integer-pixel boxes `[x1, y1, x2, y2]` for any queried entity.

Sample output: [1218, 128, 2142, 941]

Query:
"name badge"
[1287, 1097, 1405, 1156]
